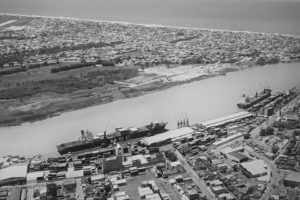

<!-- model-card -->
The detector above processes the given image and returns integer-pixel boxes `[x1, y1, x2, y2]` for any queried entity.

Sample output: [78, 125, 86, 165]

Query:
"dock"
[200, 111, 253, 128]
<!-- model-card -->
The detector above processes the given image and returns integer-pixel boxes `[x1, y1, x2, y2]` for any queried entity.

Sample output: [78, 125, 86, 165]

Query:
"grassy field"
[0, 57, 140, 126]
[0, 63, 138, 97]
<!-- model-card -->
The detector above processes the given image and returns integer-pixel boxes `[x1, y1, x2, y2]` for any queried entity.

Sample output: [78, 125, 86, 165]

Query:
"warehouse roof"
[27, 171, 49, 182]
[221, 146, 244, 154]
[201, 111, 253, 128]
[141, 127, 194, 146]
[228, 151, 248, 161]
[212, 132, 243, 146]
[0, 163, 28, 182]
[284, 172, 300, 183]
[240, 160, 268, 176]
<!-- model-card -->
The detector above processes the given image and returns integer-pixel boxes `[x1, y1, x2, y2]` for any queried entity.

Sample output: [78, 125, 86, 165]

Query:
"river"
[1, 0, 300, 157]
[0, 63, 300, 157]
[1, 0, 300, 35]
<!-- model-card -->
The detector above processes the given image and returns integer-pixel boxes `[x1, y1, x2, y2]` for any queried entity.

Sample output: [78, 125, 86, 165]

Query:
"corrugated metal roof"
[284, 171, 300, 183]
[141, 127, 193, 145]
[0, 163, 28, 182]
[201, 111, 252, 128]
[240, 160, 268, 176]
[228, 151, 248, 161]
[212, 132, 243, 146]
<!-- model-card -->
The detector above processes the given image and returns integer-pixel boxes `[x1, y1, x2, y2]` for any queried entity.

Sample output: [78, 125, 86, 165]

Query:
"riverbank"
[1, 13, 300, 128]
[0, 63, 242, 127]
[1, 63, 300, 157]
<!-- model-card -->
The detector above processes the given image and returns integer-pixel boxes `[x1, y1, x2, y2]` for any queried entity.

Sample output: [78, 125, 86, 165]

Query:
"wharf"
[200, 111, 253, 128]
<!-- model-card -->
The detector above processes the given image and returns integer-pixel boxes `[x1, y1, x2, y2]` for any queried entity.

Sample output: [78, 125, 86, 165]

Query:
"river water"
[1, 0, 300, 35]
[1, 0, 300, 157]
[0, 63, 300, 157]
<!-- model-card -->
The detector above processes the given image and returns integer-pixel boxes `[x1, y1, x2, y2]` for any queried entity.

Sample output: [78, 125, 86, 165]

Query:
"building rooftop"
[141, 127, 193, 145]
[228, 151, 248, 161]
[212, 132, 243, 146]
[240, 160, 268, 176]
[0, 163, 28, 183]
[201, 111, 252, 128]
[218, 193, 235, 200]
[27, 171, 49, 182]
[284, 172, 300, 183]
[221, 145, 244, 154]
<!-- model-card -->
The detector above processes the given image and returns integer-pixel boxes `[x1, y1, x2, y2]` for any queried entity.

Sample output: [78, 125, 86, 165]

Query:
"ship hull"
[57, 122, 167, 155]
[237, 89, 271, 109]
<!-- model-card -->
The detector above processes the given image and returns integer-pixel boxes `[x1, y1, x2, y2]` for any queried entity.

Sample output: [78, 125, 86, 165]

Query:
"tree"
[260, 127, 275, 136]
[233, 164, 239, 172]
[266, 127, 275, 135]
[260, 128, 267, 136]
[244, 133, 251, 139]
[271, 145, 280, 154]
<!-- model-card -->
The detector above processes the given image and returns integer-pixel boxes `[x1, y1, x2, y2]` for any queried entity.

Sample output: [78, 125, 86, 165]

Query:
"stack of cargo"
[113, 179, 127, 186]
[63, 179, 76, 193]
[129, 167, 138, 176]
[138, 187, 153, 199]
[113, 184, 119, 191]
[114, 191, 130, 200]
[73, 160, 83, 170]
[145, 193, 161, 200]
[160, 193, 170, 200]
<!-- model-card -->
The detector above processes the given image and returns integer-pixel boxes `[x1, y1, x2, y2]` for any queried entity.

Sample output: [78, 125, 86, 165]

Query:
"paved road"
[174, 149, 216, 200]
[248, 96, 300, 200]
[244, 146, 278, 200]
[210, 95, 300, 200]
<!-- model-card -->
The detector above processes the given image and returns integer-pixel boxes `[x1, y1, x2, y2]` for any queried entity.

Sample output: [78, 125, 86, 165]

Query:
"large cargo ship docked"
[237, 88, 272, 109]
[57, 122, 167, 155]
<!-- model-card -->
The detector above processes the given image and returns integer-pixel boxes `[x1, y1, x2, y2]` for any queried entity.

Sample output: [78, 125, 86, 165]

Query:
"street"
[174, 149, 217, 200]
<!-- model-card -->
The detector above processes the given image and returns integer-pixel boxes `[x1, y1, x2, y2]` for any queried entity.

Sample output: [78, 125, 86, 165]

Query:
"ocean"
[0, 0, 300, 35]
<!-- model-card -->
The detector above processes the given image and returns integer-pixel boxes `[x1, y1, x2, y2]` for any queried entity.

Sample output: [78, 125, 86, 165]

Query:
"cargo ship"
[237, 88, 271, 109]
[57, 122, 167, 155]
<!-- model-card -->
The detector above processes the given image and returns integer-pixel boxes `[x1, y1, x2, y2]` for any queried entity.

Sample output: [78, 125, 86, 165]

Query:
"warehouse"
[227, 151, 249, 163]
[201, 111, 253, 128]
[102, 156, 123, 173]
[283, 172, 300, 188]
[141, 127, 194, 146]
[0, 163, 28, 186]
[212, 133, 243, 147]
[240, 160, 268, 178]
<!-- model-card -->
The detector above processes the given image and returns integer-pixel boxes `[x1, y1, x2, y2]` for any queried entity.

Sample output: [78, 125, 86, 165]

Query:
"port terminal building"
[0, 163, 28, 186]
[141, 127, 194, 146]
[200, 111, 253, 129]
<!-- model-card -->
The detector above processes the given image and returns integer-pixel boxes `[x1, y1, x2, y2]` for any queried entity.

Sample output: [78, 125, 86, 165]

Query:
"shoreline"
[1, 12, 300, 38]
[0, 13, 299, 128]
[0, 66, 240, 128]
[0, 62, 299, 128]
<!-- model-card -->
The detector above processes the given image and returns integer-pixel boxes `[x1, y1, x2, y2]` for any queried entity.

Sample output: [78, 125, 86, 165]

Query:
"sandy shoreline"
[1, 12, 299, 38]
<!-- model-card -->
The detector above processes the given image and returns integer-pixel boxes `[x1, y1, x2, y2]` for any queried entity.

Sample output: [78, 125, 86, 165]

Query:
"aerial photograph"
[0, 0, 300, 199]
